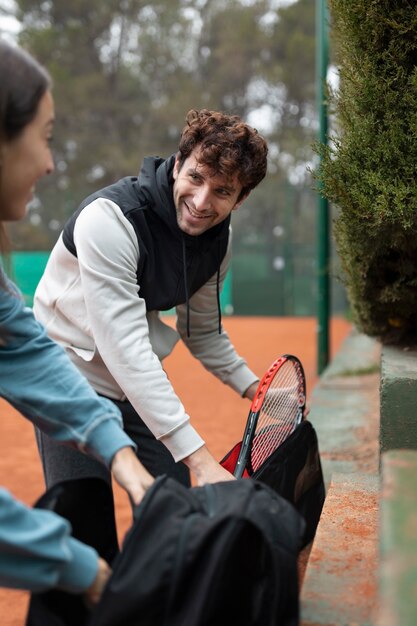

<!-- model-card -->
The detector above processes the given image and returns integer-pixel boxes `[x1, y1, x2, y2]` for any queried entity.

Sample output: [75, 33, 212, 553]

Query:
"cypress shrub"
[317, 0, 417, 343]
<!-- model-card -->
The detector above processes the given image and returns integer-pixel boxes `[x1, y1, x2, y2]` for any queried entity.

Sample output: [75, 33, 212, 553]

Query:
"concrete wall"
[380, 345, 417, 452]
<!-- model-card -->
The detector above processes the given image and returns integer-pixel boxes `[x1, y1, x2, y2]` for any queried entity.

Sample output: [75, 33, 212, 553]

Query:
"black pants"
[36, 397, 191, 490]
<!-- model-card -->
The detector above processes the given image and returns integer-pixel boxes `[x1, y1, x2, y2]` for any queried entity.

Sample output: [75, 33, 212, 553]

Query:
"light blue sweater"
[0, 275, 134, 592]
[0, 489, 98, 593]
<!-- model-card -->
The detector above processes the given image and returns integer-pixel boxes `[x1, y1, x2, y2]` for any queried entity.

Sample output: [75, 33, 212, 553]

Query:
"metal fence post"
[316, 0, 330, 374]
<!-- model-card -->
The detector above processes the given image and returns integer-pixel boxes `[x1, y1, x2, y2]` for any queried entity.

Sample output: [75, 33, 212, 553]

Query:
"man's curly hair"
[177, 109, 268, 200]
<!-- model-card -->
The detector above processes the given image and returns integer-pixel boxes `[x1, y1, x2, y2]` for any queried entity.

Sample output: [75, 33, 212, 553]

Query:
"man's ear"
[173, 152, 181, 180]
[233, 192, 250, 212]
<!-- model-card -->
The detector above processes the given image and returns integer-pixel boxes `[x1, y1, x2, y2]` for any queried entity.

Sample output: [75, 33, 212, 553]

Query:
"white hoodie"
[34, 197, 258, 463]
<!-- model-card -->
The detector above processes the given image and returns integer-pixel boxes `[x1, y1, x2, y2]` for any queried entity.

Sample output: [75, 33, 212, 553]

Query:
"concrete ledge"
[378, 450, 417, 626]
[301, 472, 379, 626]
[380, 345, 417, 451]
[301, 331, 417, 625]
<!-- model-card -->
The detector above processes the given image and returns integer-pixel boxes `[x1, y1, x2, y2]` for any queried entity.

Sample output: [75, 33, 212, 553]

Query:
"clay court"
[0, 315, 351, 625]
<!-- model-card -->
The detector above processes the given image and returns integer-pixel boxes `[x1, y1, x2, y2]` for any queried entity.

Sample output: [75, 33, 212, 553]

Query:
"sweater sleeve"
[0, 278, 135, 468]
[0, 488, 98, 593]
[176, 231, 259, 396]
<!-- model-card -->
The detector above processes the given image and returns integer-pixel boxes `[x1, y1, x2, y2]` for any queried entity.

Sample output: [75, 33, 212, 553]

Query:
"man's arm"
[243, 381, 259, 401]
[183, 446, 235, 484]
[70, 201, 230, 483]
[181, 381, 258, 484]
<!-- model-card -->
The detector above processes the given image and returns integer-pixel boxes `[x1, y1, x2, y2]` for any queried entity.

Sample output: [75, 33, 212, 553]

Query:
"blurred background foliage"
[1, 0, 347, 315]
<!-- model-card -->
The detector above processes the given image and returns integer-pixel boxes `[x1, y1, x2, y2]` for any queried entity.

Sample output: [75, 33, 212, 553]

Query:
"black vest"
[62, 156, 230, 313]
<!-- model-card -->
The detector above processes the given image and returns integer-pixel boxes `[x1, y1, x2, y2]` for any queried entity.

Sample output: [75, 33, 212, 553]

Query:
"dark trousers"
[36, 397, 191, 490]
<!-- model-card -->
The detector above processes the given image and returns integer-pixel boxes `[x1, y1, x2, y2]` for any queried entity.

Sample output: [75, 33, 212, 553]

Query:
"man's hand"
[183, 445, 235, 485]
[111, 447, 154, 506]
[245, 379, 309, 417]
[84, 557, 111, 607]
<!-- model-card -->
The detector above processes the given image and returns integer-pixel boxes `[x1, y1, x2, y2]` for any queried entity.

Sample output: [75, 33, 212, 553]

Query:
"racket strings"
[250, 362, 303, 472]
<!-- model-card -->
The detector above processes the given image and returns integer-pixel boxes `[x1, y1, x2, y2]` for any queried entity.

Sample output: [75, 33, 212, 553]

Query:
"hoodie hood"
[62, 155, 230, 335]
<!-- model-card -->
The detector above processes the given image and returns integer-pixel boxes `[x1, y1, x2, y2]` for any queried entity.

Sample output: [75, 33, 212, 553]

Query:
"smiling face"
[0, 89, 55, 222]
[172, 147, 247, 237]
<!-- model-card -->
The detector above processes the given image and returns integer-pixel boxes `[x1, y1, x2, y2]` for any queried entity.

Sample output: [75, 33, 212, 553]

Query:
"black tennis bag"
[221, 420, 326, 547]
[27, 475, 305, 626]
[252, 420, 325, 547]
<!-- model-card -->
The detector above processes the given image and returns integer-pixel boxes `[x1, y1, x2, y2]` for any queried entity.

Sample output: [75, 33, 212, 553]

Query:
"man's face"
[172, 147, 247, 236]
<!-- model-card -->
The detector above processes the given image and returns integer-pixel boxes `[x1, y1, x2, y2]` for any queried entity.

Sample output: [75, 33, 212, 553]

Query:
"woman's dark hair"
[0, 40, 51, 143]
[0, 41, 51, 285]
[177, 109, 268, 201]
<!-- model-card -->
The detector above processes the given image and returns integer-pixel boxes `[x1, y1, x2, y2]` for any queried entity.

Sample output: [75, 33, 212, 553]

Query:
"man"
[34, 109, 268, 488]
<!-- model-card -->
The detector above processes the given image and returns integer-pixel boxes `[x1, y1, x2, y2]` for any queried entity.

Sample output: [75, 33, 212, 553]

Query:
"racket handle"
[234, 460, 245, 479]
[234, 410, 257, 478]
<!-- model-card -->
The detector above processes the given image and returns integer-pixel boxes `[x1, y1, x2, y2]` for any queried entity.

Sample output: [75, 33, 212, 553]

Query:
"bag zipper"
[203, 483, 217, 517]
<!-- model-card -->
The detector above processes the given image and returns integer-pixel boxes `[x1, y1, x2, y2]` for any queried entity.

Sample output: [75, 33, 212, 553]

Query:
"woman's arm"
[0, 279, 154, 503]
[0, 487, 99, 593]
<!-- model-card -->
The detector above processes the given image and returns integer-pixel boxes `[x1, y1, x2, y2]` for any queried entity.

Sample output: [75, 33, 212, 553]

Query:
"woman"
[0, 41, 153, 603]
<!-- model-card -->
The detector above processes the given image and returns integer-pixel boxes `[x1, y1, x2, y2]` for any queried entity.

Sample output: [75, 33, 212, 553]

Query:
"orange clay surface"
[0, 316, 351, 625]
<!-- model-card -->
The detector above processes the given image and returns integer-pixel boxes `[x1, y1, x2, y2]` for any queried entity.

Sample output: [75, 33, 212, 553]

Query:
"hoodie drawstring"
[216, 239, 223, 333]
[181, 237, 191, 338]
[216, 268, 222, 334]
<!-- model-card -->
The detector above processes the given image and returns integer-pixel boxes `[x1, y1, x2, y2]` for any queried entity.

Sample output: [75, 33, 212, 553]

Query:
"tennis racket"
[233, 354, 306, 479]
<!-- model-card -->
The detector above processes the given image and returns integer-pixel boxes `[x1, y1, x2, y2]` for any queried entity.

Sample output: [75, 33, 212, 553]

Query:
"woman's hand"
[110, 446, 154, 506]
[84, 557, 112, 607]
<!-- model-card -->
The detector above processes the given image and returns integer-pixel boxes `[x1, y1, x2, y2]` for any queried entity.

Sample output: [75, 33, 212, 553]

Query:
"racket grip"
[234, 461, 245, 479]
[234, 411, 257, 478]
